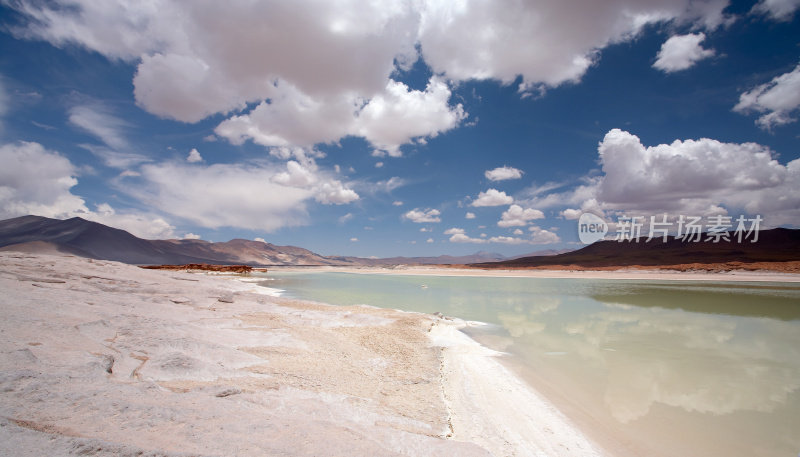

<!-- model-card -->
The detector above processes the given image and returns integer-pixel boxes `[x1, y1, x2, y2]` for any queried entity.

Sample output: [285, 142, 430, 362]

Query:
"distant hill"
[506, 248, 575, 260]
[348, 251, 507, 266]
[474, 228, 800, 269]
[341, 249, 576, 266]
[0, 215, 357, 266]
[0, 215, 205, 265]
[0, 215, 536, 267]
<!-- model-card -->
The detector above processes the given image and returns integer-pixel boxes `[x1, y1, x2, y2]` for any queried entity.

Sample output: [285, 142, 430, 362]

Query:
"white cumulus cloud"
[10, 0, 731, 156]
[526, 129, 800, 227]
[596, 129, 794, 218]
[315, 180, 360, 205]
[267, 158, 358, 205]
[653, 33, 714, 73]
[89, 203, 175, 239]
[215, 77, 465, 156]
[734, 62, 800, 131]
[445, 227, 485, 243]
[472, 188, 514, 207]
[119, 161, 315, 231]
[529, 226, 561, 244]
[498, 204, 544, 227]
[418, 0, 730, 92]
[187, 148, 203, 163]
[444, 226, 556, 245]
[485, 166, 523, 181]
[405, 208, 441, 223]
[0, 141, 88, 219]
[560, 208, 583, 220]
[355, 77, 467, 157]
[273, 160, 318, 187]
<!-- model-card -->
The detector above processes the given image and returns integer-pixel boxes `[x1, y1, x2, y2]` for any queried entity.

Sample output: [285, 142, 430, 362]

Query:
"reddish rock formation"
[140, 264, 254, 274]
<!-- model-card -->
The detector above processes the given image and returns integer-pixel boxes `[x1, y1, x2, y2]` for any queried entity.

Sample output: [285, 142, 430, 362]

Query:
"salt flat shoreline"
[0, 253, 604, 457]
[270, 265, 800, 283]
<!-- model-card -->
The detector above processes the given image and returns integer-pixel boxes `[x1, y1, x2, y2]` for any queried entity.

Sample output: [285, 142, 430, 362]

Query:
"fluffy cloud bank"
[533, 129, 800, 227]
[121, 157, 358, 230]
[0, 141, 175, 238]
[0, 141, 86, 220]
[10, 0, 733, 154]
[215, 77, 466, 156]
[0, 139, 360, 235]
[444, 226, 559, 245]
[734, 62, 800, 131]
[418, 0, 730, 92]
[9, 0, 463, 156]
[653, 33, 714, 73]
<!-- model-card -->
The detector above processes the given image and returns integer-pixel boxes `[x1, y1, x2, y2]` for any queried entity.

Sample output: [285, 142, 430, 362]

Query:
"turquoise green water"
[259, 271, 800, 457]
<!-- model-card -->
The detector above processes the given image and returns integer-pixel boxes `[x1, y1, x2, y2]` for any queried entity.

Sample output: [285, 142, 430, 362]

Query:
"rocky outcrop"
[140, 264, 254, 274]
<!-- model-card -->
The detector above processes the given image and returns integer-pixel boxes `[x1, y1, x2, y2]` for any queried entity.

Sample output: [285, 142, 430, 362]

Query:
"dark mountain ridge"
[475, 228, 800, 269]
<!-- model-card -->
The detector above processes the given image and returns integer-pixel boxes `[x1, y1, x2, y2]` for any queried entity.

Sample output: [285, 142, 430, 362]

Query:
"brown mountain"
[0, 215, 357, 266]
[0, 215, 202, 265]
[474, 228, 800, 270]
[148, 238, 353, 266]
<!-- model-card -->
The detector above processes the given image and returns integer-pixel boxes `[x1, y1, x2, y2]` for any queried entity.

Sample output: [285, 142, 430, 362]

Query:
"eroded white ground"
[0, 253, 490, 456]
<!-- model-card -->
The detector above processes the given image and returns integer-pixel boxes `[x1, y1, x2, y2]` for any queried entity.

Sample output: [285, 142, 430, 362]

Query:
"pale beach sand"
[0, 252, 605, 457]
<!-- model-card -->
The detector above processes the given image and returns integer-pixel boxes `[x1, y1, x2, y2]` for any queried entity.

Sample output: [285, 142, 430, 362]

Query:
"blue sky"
[0, 0, 798, 258]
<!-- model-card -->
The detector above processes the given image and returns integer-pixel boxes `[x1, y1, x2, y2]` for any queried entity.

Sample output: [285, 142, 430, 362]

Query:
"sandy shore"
[271, 265, 800, 283]
[0, 253, 604, 457]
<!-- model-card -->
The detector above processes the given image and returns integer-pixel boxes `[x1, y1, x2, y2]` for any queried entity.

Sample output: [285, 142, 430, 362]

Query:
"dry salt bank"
[0, 253, 605, 457]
